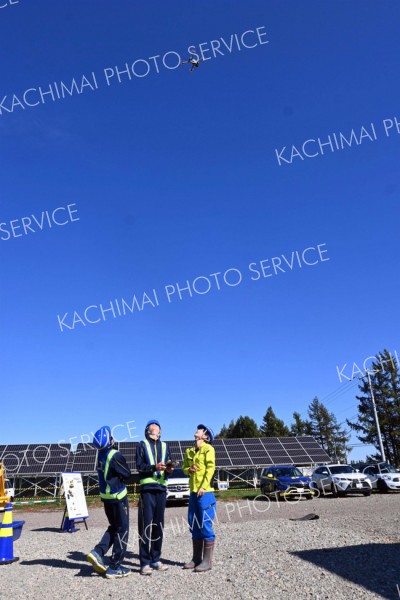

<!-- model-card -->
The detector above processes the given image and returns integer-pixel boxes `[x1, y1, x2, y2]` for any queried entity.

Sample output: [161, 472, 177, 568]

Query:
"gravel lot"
[4, 494, 400, 599]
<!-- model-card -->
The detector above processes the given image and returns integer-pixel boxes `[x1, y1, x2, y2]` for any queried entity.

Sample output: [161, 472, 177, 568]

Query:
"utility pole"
[365, 370, 386, 462]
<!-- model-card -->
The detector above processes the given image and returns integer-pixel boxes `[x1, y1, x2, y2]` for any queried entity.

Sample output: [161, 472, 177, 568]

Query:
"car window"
[329, 465, 355, 474]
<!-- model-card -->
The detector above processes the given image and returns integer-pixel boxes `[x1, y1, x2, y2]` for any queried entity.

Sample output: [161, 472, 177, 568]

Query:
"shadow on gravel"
[30, 527, 64, 532]
[291, 543, 400, 599]
[123, 551, 185, 569]
[20, 557, 93, 577]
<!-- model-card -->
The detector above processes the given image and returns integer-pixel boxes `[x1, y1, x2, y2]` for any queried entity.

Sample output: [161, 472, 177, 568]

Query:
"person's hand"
[197, 487, 205, 497]
[188, 464, 197, 474]
[156, 462, 166, 471]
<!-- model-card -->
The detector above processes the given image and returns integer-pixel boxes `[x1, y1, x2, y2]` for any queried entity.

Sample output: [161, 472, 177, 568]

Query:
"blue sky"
[1, 0, 399, 461]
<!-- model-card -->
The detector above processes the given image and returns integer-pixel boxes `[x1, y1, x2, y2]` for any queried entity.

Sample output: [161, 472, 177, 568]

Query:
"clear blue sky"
[1, 0, 399, 461]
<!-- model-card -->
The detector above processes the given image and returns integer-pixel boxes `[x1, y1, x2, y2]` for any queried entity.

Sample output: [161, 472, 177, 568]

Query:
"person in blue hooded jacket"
[87, 425, 131, 579]
[136, 419, 174, 575]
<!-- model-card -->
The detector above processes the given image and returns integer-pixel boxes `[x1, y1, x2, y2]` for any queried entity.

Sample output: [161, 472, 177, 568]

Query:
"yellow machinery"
[0, 463, 10, 506]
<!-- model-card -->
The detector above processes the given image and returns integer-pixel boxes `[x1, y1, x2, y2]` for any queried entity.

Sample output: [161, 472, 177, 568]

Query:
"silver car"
[312, 464, 372, 497]
[358, 463, 400, 493]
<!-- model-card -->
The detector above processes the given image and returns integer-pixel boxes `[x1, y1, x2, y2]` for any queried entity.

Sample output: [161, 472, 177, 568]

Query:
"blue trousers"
[188, 492, 216, 542]
[95, 496, 129, 569]
[138, 490, 167, 567]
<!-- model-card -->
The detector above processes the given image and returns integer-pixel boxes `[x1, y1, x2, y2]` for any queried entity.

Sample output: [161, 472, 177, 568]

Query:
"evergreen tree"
[216, 416, 259, 438]
[308, 397, 351, 462]
[260, 406, 291, 437]
[290, 411, 313, 436]
[216, 420, 235, 439]
[229, 416, 260, 438]
[347, 349, 400, 464]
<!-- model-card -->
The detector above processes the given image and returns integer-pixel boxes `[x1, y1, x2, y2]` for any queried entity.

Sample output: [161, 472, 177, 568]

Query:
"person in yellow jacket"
[182, 424, 216, 572]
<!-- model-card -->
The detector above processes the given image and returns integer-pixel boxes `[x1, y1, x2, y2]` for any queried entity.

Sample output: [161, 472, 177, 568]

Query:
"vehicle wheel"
[377, 479, 389, 494]
[273, 485, 282, 501]
[331, 483, 339, 498]
[260, 486, 266, 498]
[363, 491, 371, 497]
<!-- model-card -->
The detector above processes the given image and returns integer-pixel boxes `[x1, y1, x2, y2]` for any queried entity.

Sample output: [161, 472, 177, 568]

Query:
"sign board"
[61, 473, 88, 519]
[218, 481, 229, 490]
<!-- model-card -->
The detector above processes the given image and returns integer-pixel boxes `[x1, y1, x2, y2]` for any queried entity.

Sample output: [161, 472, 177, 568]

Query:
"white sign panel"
[62, 472, 88, 519]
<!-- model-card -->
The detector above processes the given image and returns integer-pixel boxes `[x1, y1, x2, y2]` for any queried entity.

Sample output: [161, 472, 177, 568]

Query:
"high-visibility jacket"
[138, 439, 168, 487]
[97, 448, 129, 502]
[182, 443, 215, 493]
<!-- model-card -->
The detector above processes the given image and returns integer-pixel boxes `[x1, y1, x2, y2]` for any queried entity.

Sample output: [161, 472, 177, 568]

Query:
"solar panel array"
[0, 444, 71, 475]
[167, 437, 330, 468]
[0, 437, 330, 475]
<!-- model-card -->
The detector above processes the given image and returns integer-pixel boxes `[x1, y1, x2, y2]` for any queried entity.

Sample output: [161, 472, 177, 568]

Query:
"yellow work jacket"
[182, 443, 215, 493]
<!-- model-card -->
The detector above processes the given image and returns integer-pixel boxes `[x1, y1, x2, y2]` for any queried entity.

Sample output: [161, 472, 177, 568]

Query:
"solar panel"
[231, 459, 249, 466]
[299, 440, 323, 447]
[280, 441, 303, 449]
[217, 458, 233, 467]
[118, 442, 136, 470]
[68, 443, 98, 472]
[306, 452, 331, 461]
[222, 439, 245, 448]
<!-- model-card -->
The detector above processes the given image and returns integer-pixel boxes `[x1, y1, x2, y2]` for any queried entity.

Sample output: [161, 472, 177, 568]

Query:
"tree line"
[217, 397, 351, 462]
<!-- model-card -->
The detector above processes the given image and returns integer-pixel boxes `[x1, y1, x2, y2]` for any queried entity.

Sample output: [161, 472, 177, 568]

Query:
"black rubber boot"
[194, 540, 214, 572]
[183, 539, 204, 569]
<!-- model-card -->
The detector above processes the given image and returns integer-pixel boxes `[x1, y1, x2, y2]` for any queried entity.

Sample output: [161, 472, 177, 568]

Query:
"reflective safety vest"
[99, 449, 128, 501]
[139, 439, 168, 486]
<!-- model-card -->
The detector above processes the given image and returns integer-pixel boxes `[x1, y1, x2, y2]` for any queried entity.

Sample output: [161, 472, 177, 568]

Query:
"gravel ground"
[4, 494, 400, 600]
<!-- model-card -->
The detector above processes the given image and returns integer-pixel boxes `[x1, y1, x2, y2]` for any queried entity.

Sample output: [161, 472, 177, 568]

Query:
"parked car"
[166, 468, 190, 502]
[260, 466, 315, 500]
[355, 462, 400, 493]
[5, 478, 15, 501]
[312, 464, 372, 497]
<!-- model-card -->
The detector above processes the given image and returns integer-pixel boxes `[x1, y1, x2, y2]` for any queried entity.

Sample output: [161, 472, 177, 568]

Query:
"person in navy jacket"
[136, 419, 174, 575]
[87, 425, 131, 579]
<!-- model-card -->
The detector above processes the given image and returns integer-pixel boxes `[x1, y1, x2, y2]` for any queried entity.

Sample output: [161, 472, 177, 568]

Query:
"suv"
[260, 466, 315, 500]
[166, 468, 190, 502]
[356, 462, 400, 493]
[312, 464, 372, 497]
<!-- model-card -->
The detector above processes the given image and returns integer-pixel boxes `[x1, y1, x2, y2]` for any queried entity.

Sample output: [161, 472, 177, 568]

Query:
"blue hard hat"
[145, 419, 161, 429]
[93, 425, 112, 450]
[197, 423, 215, 442]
